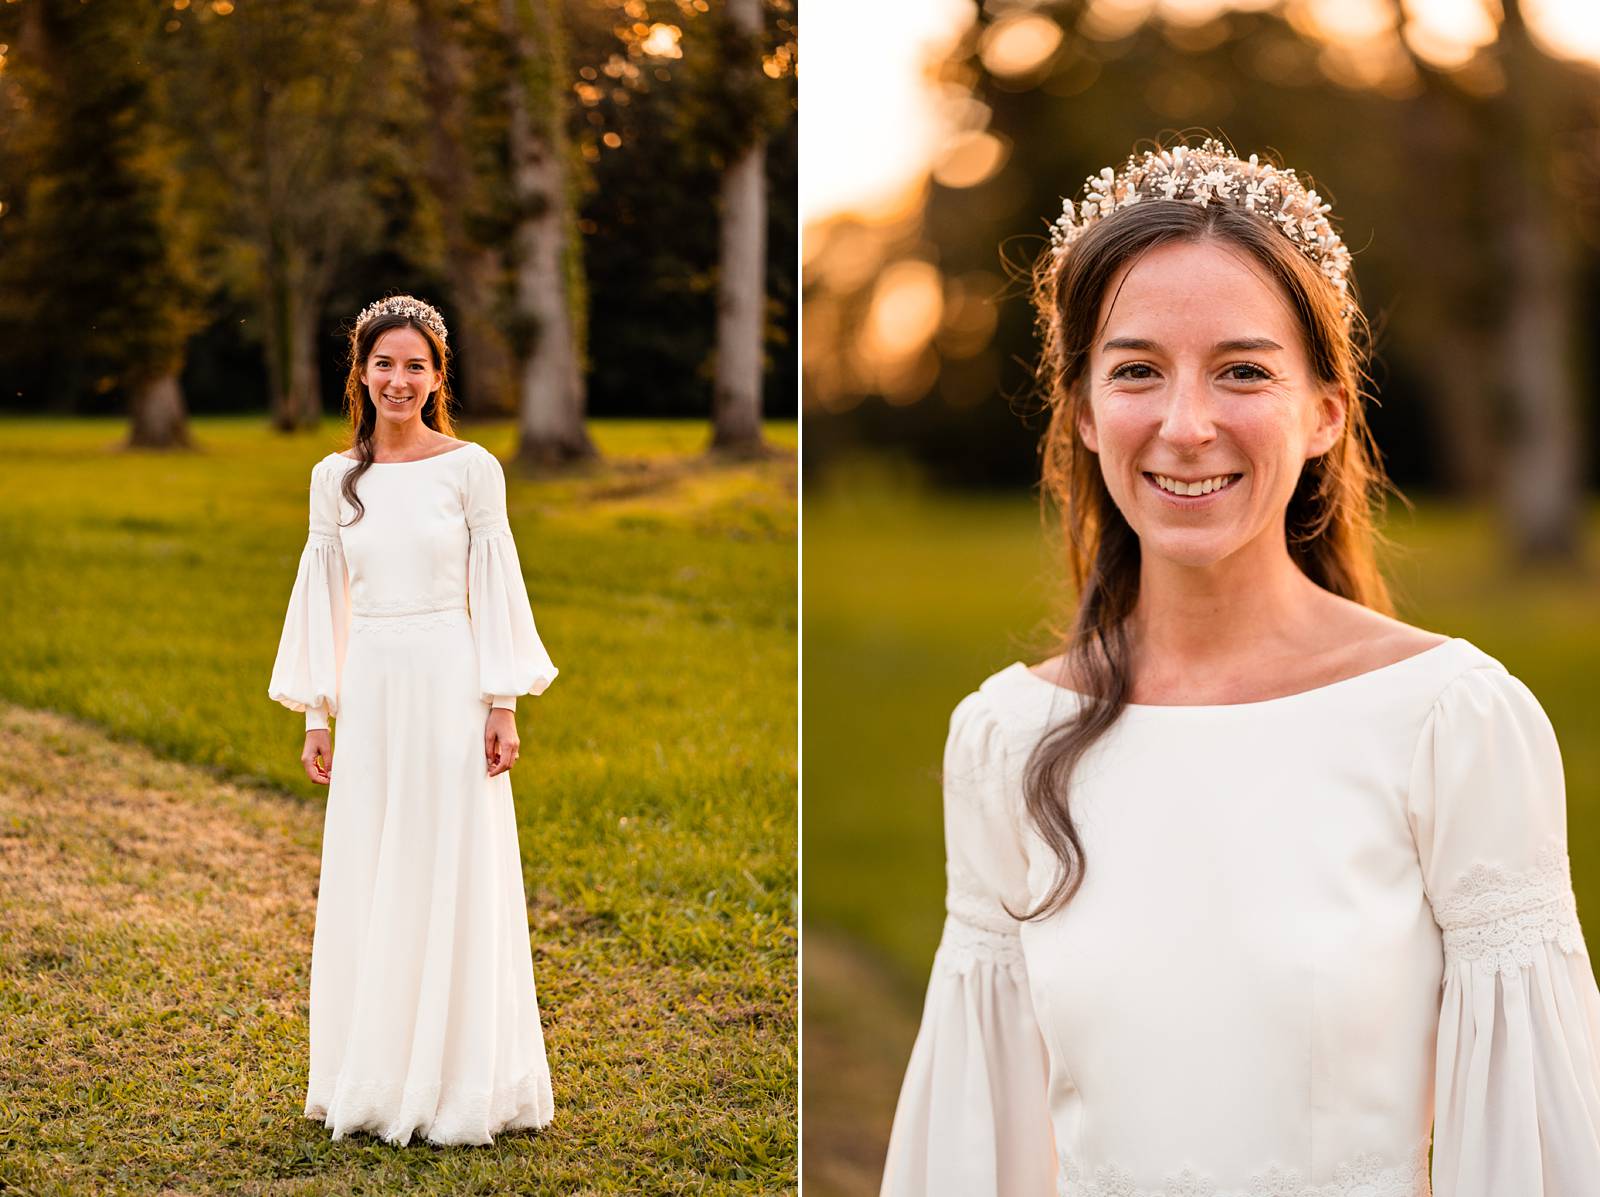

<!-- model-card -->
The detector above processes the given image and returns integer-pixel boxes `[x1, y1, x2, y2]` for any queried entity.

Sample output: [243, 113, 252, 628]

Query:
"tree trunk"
[264, 234, 294, 431]
[415, 0, 516, 416]
[1394, 62, 1495, 494]
[126, 372, 192, 448]
[288, 287, 323, 429]
[454, 251, 516, 417]
[264, 246, 322, 432]
[710, 0, 768, 455]
[1496, 0, 1583, 561]
[501, 0, 595, 469]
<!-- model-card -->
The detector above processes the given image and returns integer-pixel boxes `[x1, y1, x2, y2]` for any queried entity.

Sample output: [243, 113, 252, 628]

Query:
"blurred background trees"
[802, 0, 1600, 562]
[0, 0, 798, 460]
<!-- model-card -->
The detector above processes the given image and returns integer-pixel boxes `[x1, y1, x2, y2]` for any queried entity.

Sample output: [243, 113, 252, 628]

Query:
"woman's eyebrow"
[1100, 336, 1284, 352]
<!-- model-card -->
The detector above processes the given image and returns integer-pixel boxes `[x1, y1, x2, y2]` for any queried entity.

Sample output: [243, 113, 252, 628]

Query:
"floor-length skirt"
[303, 607, 554, 1146]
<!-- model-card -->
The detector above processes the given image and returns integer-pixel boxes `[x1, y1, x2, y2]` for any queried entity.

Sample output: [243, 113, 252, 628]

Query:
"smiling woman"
[877, 138, 1600, 1197]
[269, 293, 560, 1146]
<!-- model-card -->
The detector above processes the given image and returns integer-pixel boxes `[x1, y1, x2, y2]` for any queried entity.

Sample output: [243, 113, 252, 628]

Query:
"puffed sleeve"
[1408, 665, 1600, 1194]
[462, 446, 557, 709]
[879, 691, 1056, 1197]
[267, 458, 350, 732]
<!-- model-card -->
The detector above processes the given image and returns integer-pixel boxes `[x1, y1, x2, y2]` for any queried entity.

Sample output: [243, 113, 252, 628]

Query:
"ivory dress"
[881, 638, 1600, 1196]
[268, 441, 559, 1146]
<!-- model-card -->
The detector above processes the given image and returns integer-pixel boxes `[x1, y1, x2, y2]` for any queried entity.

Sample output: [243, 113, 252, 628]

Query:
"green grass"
[801, 461, 1600, 1194]
[0, 415, 797, 1195]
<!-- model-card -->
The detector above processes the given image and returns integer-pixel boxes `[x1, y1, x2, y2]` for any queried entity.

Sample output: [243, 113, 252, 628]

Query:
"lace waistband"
[1059, 1140, 1430, 1197]
[350, 604, 468, 633]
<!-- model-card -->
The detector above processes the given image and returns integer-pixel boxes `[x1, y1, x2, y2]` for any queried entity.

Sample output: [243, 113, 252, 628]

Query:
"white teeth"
[1153, 473, 1237, 497]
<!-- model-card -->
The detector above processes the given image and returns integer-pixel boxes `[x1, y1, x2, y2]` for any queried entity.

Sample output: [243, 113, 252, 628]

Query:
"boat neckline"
[1009, 636, 1465, 712]
[335, 441, 475, 465]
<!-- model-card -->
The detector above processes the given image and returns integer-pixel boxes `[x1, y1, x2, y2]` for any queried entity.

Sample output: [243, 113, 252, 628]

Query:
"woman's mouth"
[1143, 471, 1243, 503]
[384, 394, 410, 407]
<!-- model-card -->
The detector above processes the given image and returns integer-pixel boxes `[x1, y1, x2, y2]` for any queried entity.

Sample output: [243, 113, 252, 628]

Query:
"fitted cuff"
[490, 696, 517, 712]
[305, 706, 330, 732]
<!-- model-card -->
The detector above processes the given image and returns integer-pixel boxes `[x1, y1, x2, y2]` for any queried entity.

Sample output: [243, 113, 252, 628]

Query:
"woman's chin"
[1135, 529, 1248, 571]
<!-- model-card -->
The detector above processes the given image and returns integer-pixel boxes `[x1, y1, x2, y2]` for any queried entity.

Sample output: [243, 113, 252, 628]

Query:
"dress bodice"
[327, 447, 478, 617]
[881, 638, 1600, 1197]
[268, 441, 558, 731]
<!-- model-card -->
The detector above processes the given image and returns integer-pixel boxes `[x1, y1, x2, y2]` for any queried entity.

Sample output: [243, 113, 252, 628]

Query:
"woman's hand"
[485, 707, 520, 777]
[302, 729, 333, 785]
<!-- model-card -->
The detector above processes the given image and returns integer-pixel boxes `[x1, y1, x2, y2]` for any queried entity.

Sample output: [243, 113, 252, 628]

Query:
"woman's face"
[1076, 238, 1345, 572]
[361, 326, 440, 429]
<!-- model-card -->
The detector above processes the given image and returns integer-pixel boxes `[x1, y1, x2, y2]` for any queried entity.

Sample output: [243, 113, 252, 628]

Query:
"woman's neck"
[369, 417, 437, 457]
[1129, 536, 1332, 675]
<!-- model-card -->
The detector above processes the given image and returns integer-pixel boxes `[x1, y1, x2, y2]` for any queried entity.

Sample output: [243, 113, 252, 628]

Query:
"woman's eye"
[1224, 363, 1270, 382]
[1109, 363, 1155, 381]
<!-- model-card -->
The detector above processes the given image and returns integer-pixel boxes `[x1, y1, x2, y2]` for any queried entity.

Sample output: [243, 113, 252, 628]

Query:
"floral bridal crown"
[355, 294, 450, 344]
[1047, 138, 1355, 320]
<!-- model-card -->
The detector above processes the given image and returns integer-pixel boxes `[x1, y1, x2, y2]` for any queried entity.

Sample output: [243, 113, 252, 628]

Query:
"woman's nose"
[1158, 375, 1218, 450]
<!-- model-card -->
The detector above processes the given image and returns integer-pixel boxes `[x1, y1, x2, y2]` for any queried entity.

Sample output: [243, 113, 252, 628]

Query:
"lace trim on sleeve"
[931, 916, 1026, 980]
[306, 531, 340, 547]
[1431, 840, 1586, 977]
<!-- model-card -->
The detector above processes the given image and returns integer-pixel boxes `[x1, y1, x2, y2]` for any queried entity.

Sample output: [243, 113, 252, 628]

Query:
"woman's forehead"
[1097, 240, 1299, 346]
[370, 327, 431, 359]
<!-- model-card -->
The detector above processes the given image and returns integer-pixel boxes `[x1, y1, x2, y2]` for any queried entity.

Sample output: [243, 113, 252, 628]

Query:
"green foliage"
[0, 0, 205, 395]
[0, 0, 801, 422]
[0, 415, 797, 1193]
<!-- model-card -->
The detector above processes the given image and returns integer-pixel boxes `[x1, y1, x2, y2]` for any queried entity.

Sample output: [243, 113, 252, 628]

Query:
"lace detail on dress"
[305, 531, 340, 548]
[349, 604, 469, 636]
[1430, 841, 1586, 976]
[470, 519, 513, 540]
[931, 914, 1026, 979]
[1058, 1141, 1430, 1197]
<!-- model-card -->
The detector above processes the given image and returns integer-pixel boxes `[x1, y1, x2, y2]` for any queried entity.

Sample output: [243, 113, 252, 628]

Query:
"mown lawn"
[801, 462, 1600, 1196]
[0, 415, 797, 1196]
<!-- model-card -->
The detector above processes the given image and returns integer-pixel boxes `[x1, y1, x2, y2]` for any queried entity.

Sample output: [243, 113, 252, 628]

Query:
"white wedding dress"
[881, 638, 1600, 1196]
[268, 441, 558, 1146]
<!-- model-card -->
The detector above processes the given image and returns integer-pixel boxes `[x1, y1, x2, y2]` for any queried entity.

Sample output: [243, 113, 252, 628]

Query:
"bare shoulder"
[1315, 595, 1450, 671]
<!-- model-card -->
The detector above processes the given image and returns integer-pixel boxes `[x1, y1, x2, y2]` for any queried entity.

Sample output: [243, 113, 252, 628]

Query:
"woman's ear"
[1307, 383, 1346, 459]
[1077, 401, 1099, 453]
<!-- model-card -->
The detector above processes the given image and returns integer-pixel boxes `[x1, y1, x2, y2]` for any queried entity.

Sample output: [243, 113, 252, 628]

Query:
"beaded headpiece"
[354, 294, 449, 345]
[1048, 139, 1354, 321]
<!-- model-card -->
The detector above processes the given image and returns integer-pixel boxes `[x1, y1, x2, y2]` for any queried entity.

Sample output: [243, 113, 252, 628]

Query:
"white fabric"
[880, 638, 1600, 1196]
[268, 442, 558, 1145]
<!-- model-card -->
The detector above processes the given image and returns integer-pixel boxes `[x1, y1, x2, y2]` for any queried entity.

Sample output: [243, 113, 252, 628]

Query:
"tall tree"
[709, 0, 769, 454]
[413, 0, 517, 417]
[166, 0, 421, 432]
[0, 0, 204, 446]
[501, 0, 596, 468]
[1492, 0, 1586, 560]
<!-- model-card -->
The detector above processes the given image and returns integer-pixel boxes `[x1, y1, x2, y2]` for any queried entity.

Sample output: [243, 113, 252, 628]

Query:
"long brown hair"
[1020, 179, 1395, 921]
[337, 305, 457, 526]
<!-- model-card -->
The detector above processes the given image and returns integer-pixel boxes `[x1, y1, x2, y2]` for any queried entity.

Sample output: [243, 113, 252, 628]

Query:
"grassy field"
[802, 461, 1600, 1196]
[0, 416, 796, 1195]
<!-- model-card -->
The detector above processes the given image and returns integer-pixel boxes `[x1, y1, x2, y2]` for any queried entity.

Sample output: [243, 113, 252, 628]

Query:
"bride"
[880, 139, 1600, 1196]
